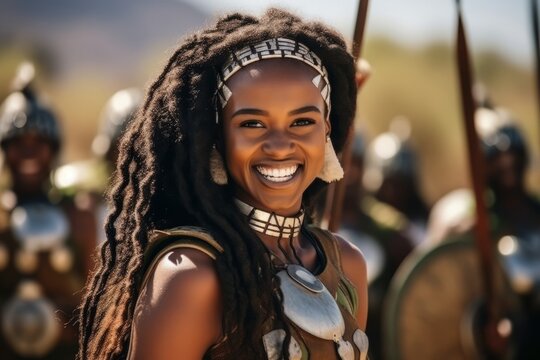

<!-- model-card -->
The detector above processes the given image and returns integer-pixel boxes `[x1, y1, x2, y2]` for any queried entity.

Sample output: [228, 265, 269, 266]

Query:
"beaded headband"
[216, 38, 331, 116]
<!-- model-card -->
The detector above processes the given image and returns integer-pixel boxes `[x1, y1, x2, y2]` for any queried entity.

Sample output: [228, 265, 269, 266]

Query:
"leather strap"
[307, 226, 358, 316]
[138, 226, 224, 292]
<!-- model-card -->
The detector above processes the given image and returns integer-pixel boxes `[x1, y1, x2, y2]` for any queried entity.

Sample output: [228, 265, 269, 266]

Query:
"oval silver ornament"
[353, 329, 369, 360]
[336, 338, 355, 360]
[277, 266, 345, 341]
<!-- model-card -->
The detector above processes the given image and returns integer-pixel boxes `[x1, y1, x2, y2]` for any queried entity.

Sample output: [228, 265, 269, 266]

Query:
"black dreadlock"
[78, 8, 356, 359]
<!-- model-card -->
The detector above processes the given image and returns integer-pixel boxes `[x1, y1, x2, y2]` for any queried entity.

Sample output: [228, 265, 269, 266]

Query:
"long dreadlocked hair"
[78, 8, 356, 359]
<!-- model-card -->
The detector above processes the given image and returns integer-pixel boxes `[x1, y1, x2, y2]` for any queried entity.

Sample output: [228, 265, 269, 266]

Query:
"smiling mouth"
[19, 160, 41, 176]
[255, 165, 299, 183]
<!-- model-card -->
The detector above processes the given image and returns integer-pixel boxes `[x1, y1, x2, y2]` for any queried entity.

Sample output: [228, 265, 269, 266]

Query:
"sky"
[180, 0, 535, 67]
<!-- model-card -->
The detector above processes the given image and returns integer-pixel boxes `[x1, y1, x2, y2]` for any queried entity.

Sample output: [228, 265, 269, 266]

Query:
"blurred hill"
[359, 37, 539, 203]
[0, 13, 538, 203]
[0, 0, 210, 162]
[0, 0, 209, 80]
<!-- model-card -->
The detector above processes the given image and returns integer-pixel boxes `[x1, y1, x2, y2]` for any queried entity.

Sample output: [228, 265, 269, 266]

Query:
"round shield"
[383, 237, 488, 360]
[1, 281, 61, 356]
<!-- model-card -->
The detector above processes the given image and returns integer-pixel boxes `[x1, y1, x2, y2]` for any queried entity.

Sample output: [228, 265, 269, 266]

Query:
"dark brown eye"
[240, 120, 264, 128]
[292, 118, 315, 127]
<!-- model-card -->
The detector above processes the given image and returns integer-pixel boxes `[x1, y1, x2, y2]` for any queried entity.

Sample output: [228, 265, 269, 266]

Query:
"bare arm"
[129, 248, 222, 360]
[335, 234, 368, 330]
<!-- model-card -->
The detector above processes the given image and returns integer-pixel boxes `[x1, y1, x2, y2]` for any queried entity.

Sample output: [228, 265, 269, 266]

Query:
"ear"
[324, 118, 331, 139]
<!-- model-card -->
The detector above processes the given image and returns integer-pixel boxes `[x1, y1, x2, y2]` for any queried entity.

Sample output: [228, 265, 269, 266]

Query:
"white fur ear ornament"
[317, 136, 344, 183]
[209, 147, 228, 185]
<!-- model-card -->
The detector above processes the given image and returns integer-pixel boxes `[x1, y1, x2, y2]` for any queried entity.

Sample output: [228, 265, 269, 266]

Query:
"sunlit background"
[1, 0, 538, 203]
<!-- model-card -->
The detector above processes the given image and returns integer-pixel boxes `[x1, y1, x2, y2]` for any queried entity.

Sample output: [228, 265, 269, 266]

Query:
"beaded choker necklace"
[235, 199, 304, 238]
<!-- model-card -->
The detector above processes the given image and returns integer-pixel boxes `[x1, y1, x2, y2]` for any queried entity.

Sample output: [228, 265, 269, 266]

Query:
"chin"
[256, 194, 302, 214]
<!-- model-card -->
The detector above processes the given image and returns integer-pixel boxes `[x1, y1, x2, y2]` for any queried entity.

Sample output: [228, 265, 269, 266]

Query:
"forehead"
[224, 59, 324, 113]
[226, 58, 319, 89]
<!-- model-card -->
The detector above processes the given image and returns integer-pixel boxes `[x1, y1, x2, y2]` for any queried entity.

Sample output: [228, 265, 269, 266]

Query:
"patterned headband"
[216, 38, 331, 116]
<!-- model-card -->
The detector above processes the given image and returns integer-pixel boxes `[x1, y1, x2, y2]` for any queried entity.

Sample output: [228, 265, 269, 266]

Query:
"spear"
[455, 0, 507, 354]
[323, 0, 370, 232]
[532, 0, 540, 137]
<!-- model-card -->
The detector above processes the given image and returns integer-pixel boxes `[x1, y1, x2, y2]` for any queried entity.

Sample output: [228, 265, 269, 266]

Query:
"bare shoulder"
[129, 247, 222, 360]
[333, 233, 368, 330]
[142, 247, 220, 306]
[334, 233, 367, 274]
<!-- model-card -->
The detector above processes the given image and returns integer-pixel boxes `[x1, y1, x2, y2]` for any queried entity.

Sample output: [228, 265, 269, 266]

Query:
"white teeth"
[256, 165, 299, 182]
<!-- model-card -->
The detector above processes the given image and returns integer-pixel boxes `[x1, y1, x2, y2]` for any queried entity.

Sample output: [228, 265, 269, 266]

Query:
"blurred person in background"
[427, 90, 540, 246]
[426, 94, 540, 357]
[339, 132, 413, 360]
[0, 62, 90, 359]
[92, 88, 142, 171]
[54, 88, 142, 245]
[362, 117, 430, 247]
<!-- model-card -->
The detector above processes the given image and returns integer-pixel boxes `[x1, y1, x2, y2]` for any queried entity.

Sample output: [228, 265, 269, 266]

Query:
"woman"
[79, 9, 368, 360]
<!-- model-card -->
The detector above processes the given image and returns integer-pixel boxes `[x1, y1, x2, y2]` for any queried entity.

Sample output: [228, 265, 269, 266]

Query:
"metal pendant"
[1, 281, 61, 357]
[336, 338, 354, 360]
[353, 329, 369, 360]
[277, 266, 345, 341]
[262, 329, 302, 360]
[11, 203, 69, 251]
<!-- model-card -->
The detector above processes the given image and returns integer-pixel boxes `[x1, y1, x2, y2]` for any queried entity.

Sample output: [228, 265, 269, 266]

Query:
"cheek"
[224, 135, 254, 177]
[311, 143, 326, 172]
[38, 147, 54, 166]
[4, 147, 22, 169]
[5, 149, 17, 164]
[305, 131, 327, 169]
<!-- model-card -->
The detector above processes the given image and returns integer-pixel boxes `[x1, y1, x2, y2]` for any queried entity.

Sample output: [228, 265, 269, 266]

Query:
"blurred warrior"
[339, 133, 413, 360]
[362, 118, 430, 247]
[54, 88, 142, 245]
[426, 100, 540, 358]
[0, 63, 87, 359]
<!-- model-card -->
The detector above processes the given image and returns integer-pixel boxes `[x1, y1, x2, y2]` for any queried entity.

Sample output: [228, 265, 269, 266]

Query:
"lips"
[255, 164, 299, 183]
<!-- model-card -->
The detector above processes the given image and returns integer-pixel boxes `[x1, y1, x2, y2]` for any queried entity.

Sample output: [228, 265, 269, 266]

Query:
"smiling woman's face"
[221, 59, 329, 216]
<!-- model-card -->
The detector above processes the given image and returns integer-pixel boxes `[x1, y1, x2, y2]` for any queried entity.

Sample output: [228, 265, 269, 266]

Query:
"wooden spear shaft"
[325, 0, 370, 232]
[531, 0, 540, 141]
[455, 1, 506, 352]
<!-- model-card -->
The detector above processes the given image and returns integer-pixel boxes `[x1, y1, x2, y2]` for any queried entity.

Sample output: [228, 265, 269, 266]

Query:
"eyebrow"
[232, 105, 321, 118]
[288, 105, 321, 116]
[232, 108, 269, 117]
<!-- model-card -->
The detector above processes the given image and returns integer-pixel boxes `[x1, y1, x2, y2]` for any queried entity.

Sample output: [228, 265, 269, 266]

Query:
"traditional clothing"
[129, 226, 368, 360]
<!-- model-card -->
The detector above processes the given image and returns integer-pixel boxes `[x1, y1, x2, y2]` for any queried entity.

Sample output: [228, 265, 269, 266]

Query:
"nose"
[21, 144, 40, 158]
[262, 130, 295, 159]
